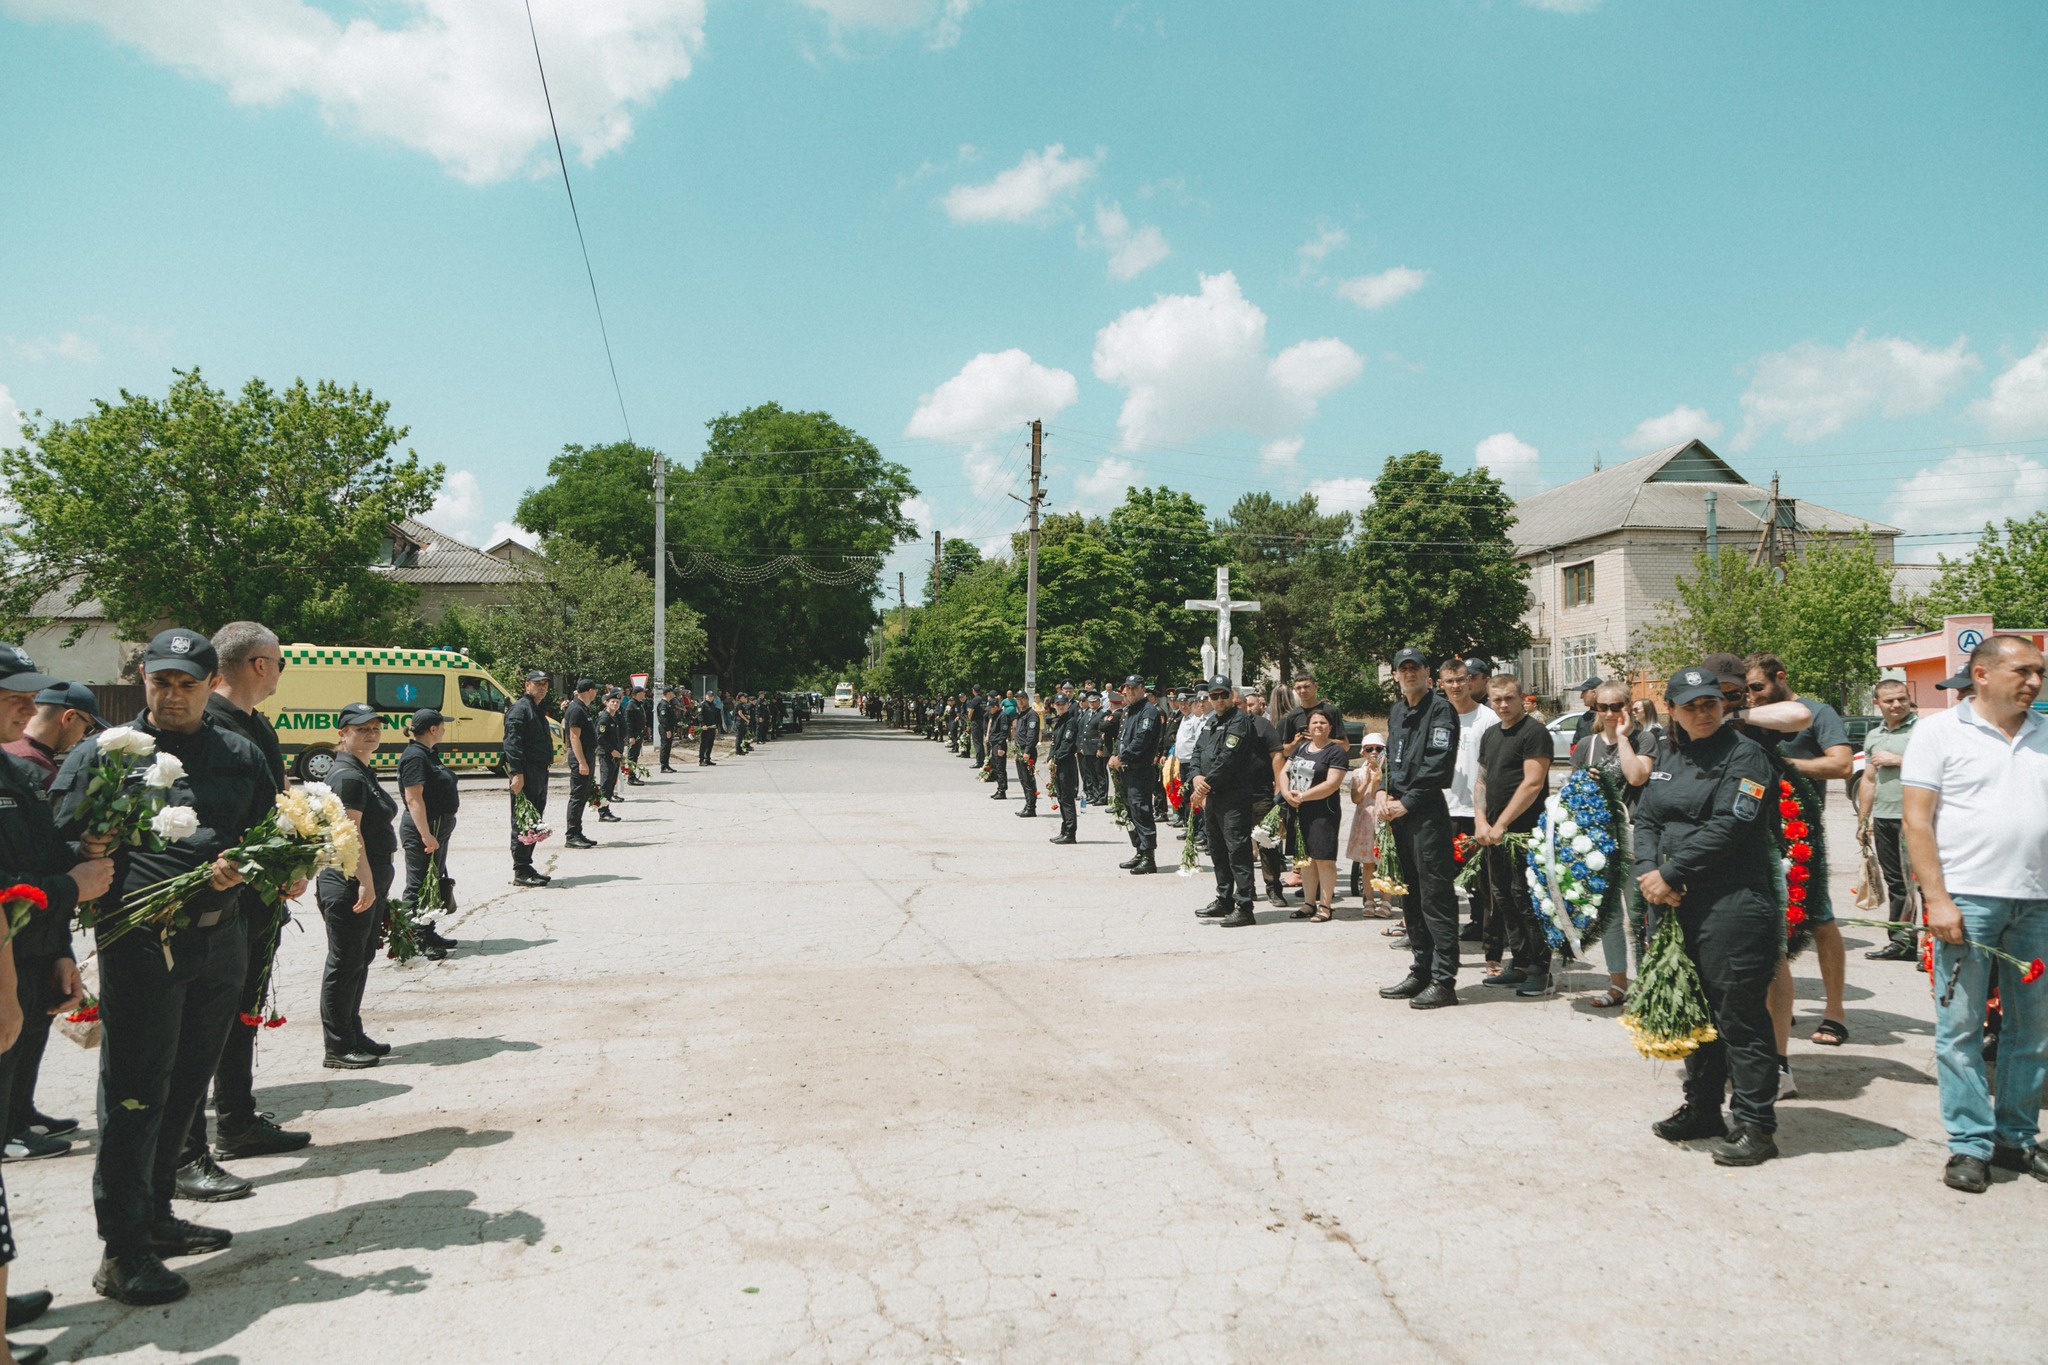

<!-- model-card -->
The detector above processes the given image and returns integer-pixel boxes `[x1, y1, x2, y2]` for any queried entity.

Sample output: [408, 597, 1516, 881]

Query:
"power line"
[524, 0, 632, 444]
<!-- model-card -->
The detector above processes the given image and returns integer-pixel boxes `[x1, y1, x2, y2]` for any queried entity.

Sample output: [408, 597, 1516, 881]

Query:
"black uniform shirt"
[0, 752, 80, 960]
[1076, 706, 1103, 755]
[1013, 707, 1041, 753]
[1047, 709, 1080, 762]
[1192, 708, 1272, 797]
[1634, 725, 1777, 900]
[1385, 687, 1459, 808]
[327, 750, 399, 868]
[598, 707, 628, 754]
[397, 738, 460, 819]
[502, 693, 553, 773]
[1102, 705, 1123, 753]
[988, 710, 1012, 756]
[1116, 699, 1161, 765]
[1279, 701, 1348, 753]
[205, 692, 286, 790]
[563, 698, 598, 768]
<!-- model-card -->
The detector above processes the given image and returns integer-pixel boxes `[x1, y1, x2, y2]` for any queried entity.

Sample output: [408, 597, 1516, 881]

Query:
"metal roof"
[380, 518, 530, 585]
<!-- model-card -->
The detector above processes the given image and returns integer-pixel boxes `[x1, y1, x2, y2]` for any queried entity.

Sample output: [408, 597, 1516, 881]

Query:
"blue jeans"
[1934, 896, 2048, 1159]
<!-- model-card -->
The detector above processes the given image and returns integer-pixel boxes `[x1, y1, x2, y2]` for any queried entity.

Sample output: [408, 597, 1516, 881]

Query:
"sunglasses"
[1747, 681, 1770, 692]
[1594, 702, 1626, 712]
[258, 654, 288, 671]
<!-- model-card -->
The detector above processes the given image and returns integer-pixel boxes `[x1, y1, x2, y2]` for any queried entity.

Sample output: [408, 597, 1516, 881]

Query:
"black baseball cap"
[1936, 667, 1975, 691]
[1392, 647, 1428, 669]
[1463, 657, 1492, 675]
[1700, 653, 1746, 688]
[144, 628, 217, 680]
[1666, 666, 1724, 706]
[1573, 675, 1604, 692]
[410, 707, 447, 731]
[1206, 675, 1233, 695]
[33, 681, 103, 726]
[0, 644, 61, 694]
[337, 701, 383, 728]
[1122, 674, 1146, 688]
[574, 678, 598, 693]
[523, 669, 549, 683]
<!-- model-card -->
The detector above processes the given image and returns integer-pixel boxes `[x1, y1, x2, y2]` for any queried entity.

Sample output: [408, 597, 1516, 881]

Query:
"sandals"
[1289, 907, 1313, 920]
[1310, 905, 1332, 923]
[1588, 987, 1627, 1009]
[1811, 1018, 1849, 1046]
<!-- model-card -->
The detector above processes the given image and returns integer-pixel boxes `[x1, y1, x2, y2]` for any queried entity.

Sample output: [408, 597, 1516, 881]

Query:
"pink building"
[1877, 613, 2048, 710]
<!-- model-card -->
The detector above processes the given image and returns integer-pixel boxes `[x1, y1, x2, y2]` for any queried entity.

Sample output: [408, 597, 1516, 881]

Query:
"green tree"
[0, 368, 441, 643]
[1769, 534, 1895, 711]
[1218, 491, 1352, 683]
[396, 601, 494, 664]
[1636, 553, 1780, 680]
[669, 404, 917, 688]
[513, 441, 659, 574]
[1340, 451, 1531, 674]
[473, 537, 704, 686]
[1104, 486, 1228, 685]
[1915, 511, 2048, 627]
[927, 537, 984, 598]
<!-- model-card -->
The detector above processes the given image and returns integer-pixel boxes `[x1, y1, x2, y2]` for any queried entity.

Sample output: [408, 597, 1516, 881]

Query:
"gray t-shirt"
[1777, 698, 1851, 807]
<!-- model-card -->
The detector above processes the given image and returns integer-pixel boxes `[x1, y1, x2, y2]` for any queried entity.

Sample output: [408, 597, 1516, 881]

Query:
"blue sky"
[4, 0, 2046, 596]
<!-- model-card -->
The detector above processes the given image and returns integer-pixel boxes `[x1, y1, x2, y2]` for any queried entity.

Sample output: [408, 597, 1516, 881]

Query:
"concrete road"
[5, 711, 2033, 1362]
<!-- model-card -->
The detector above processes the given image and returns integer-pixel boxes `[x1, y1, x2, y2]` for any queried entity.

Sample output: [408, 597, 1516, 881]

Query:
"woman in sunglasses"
[1573, 683, 1656, 1007]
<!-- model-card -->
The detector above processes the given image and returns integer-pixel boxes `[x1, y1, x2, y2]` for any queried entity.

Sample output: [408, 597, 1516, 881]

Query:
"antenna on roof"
[1593, 450, 1602, 472]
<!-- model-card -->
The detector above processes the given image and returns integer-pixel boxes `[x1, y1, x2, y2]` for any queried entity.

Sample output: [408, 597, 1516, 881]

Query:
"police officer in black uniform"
[987, 698, 1013, 798]
[0, 644, 114, 1322]
[1635, 665, 1783, 1167]
[396, 707, 460, 961]
[1189, 679, 1271, 928]
[1377, 648, 1463, 1009]
[1075, 691, 1106, 805]
[54, 629, 283, 1307]
[965, 687, 987, 765]
[624, 686, 650, 782]
[1110, 676, 1161, 875]
[1045, 691, 1081, 844]
[695, 692, 720, 766]
[502, 670, 554, 887]
[595, 691, 627, 819]
[1012, 695, 1042, 817]
[562, 680, 599, 848]
[656, 685, 680, 772]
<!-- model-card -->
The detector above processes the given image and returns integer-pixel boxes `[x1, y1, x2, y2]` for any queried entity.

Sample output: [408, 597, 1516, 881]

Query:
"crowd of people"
[0, 624, 791, 1358]
[875, 631, 2048, 1185]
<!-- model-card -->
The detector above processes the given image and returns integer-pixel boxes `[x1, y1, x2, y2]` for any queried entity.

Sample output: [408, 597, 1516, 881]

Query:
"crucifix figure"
[1185, 565, 1260, 689]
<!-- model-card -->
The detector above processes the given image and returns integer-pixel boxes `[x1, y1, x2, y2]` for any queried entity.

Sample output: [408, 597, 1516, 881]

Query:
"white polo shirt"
[1446, 703, 1499, 819]
[1899, 701, 2048, 899]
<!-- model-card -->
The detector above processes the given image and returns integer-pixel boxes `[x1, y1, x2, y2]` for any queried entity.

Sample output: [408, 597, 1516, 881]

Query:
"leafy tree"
[513, 441, 659, 574]
[1914, 511, 2048, 627]
[1340, 451, 1531, 674]
[927, 537, 983, 598]
[0, 368, 440, 643]
[396, 602, 494, 664]
[1218, 491, 1352, 684]
[1104, 487, 1228, 686]
[1637, 553, 1780, 680]
[668, 404, 916, 688]
[473, 537, 704, 686]
[1770, 534, 1895, 711]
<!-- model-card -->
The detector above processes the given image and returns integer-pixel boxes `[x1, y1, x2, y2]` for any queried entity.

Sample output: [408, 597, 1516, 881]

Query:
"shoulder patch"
[1225, 734, 1240, 748]
[1738, 778, 1766, 800]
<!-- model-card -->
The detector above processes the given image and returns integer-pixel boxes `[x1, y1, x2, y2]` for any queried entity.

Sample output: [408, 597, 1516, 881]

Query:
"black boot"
[1651, 1104, 1727, 1142]
[1128, 853, 1157, 875]
[1710, 1124, 1779, 1167]
[94, 1251, 188, 1305]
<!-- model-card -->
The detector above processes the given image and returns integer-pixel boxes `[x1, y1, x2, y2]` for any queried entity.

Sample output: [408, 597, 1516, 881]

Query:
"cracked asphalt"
[4, 709, 2035, 1362]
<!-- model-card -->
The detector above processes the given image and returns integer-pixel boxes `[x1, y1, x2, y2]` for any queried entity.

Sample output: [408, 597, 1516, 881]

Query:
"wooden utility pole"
[651, 450, 666, 690]
[1024, 419, 1043, 701]
[898, 571, 908, 640]
[933, 529, 942, 590]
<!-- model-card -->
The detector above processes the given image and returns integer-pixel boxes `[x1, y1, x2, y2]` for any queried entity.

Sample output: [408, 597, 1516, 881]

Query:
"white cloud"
[4, 331, 101, 364]
[1525, 0, 1603, 11]
[423, 468, 486, 543]
[1735, 330, 1978, 448]
[942, 143, 1102, 224]
[1968, 339, 2048, 439]
[1335, 266, 1429, 310]
[1884, 448, 2048, 559]
[1074, 457, 1136, 512]
[906, 349, 1078, 442]
[1475, 431, 1542, 492]
[1307, 476, 1375, 517]
[899, 494, 936, 536]
[3, 0, 706, 185]
[802, 0, 977, 49]
[1091, 272, 1363, 449]
[487, 521, 540, 551]
[1624, 403, 1723, 452]
[1077, 202, 1170, 280]
[1259, 437, 1303, 472]
[0, 385, 23, 450]
[1295, 225, 1347, 275]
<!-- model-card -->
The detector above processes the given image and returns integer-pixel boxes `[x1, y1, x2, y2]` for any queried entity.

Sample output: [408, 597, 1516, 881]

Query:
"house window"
[1561, 635, 1600, 685]
[1562, 561, 1595, 608]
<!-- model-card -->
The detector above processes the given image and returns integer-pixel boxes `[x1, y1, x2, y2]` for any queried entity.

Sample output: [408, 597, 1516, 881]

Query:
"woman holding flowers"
[396, 709, 459, 961]
[51, 627, 285, 1308]
[1631, 664, 1782, 1169]
[317, 703, 398, 1071]
[1281, 710, 1349, 922]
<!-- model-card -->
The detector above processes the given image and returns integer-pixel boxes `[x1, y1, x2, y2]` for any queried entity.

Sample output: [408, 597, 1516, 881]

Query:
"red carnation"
[238, 1012, 262, 1028]
[1788, 885, 1807, 904]
[263, 1015, 286, 1029]
[1779, 781, 1795, 797]
[1785, 821, 1809, 839]
[1779, 801, 1800, 818]
[2025, 959, 2046, 985]
[1787, 906, 1806, 926]
[0, 884, 48, 911]
[1788, 865, 1811, 885]
[1790, 841, 1813, 861]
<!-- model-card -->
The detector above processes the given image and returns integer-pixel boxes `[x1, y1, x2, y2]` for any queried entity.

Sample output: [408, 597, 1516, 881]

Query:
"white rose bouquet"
[71, 726, 176, 855]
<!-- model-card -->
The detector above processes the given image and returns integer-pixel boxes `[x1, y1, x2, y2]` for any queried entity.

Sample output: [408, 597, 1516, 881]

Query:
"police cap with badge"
[144, 627, 218, 679]
[1665, 666, 1723, 706]
[0, 644, 63, 695]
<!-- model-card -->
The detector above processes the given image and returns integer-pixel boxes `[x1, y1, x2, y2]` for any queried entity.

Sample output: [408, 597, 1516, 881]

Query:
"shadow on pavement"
[543, 874, 640, 887]
[31, 1190, 544, 1361]
[459, 938, 556, 958]
[248, 1126, 514, 1186]
[1785, 1053, 1935, 1102]
[1776, 1106, 1913, 1156]
[387, 1036, 540, 1067]
[239, 1077, 413, 1125]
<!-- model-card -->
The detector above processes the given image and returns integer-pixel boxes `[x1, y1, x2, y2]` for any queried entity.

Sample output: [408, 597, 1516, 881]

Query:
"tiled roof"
[1510, 440, 1900, 556]
[383, 518, 529, 585]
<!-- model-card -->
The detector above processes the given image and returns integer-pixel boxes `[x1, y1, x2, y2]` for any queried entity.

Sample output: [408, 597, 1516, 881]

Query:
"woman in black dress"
[319, 702, 398, 1070]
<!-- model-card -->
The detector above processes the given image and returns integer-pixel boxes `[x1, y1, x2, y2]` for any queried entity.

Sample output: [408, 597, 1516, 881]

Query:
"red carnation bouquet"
[1768, 759, 1825, 958]
[0, 883, 49, 950]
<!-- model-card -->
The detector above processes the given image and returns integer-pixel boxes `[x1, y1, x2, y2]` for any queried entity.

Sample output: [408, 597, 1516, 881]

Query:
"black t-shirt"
[1279, 701, 1347, 751]
[326, 751, 398, 866]
[396, 739, 460, 819]
[206, 692, 286, 790]
[1479, 715, 1551, 829]
[1285, 739, 1348, 819]
[1572, 728, 1660, 813]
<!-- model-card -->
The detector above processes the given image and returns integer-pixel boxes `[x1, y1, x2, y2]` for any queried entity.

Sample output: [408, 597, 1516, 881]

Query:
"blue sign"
[395, 680, 420, 704]
[1956, 628, 1984, 653]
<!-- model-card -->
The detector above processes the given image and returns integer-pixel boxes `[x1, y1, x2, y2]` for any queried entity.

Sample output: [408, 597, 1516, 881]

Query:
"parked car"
[1842, 715, 1879, 804]
[1547, 710, 1586, 761]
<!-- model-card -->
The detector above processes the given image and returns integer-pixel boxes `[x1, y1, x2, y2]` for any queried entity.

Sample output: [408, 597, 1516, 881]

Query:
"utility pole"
[652, 450, 666, 691]
[933, 529, 942, 588]
[898, 571, 908, 641]
[1024, 419, 1043, 701]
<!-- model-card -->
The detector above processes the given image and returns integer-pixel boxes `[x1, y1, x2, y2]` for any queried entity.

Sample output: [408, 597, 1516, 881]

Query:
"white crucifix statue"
[1186, 565, 1260, 689]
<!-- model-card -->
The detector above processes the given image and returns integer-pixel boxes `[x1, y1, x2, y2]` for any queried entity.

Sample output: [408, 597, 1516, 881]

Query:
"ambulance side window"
[367, 673, 445, 711]
[459, 675, 507, 712]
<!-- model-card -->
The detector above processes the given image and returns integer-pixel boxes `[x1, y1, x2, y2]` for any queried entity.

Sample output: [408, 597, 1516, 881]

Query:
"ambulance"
[258, 644, 534, 782]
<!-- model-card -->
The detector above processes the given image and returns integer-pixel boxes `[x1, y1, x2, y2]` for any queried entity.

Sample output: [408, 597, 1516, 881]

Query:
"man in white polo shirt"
[1900, 633, 2048, 1194]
